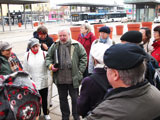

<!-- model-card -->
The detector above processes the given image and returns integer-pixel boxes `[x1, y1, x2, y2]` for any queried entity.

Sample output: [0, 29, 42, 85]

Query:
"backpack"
[27, 51, 45, 61]
[146, 55, 160, 90]
[153, 68, 160, 90]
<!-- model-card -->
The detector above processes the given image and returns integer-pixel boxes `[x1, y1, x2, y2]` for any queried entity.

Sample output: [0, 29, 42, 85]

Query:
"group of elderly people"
[1, 24, 160, 120]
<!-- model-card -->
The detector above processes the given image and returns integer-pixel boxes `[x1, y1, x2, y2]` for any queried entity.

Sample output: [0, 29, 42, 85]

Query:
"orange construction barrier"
[109, 27, 113, 39]
[141, 22, 152, 30]
[40, 22, 44, 25]
[127, 24, 140, 31]
[33, 22, 38, 27]
[49, 34, 59, 42]
[70, 27, 80, 40]
[18, 23, 22, 27]
[116, 25, 124, 35]
[94, 24, 105, 39]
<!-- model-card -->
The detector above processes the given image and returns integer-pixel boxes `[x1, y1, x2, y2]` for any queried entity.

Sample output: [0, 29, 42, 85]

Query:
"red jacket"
[77, 32, 96, 63]
[151, 40, 160, 66]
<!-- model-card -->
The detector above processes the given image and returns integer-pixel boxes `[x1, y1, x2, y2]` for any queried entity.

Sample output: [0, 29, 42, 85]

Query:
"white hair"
[58, 27, 70, 35]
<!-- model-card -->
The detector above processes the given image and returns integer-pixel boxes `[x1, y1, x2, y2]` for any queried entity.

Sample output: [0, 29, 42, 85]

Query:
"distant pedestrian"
[140, 27, 153, 54]
[77, 24, 96, 77]
[77, 42, 112, 118]
[85, 43, 160, 120]
[151, 25, 160, 66]
[45, 28, 87, 120]
[88, 26, 114, 74]
[33, 26, 54, 51]
[23, 38, 51, 120]
[0, 41, 23, 75]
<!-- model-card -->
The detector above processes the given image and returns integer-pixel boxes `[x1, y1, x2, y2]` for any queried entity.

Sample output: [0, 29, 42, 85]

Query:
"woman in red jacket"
[151, 25, 160, 66]
[77, 24, 96, 77]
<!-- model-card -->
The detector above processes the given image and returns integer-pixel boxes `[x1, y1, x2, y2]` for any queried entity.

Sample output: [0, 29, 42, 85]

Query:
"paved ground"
[0, 21, 158, 120]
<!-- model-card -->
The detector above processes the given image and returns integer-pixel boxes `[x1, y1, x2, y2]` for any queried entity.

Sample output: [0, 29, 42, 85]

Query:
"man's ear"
[112, 69, 120, 81]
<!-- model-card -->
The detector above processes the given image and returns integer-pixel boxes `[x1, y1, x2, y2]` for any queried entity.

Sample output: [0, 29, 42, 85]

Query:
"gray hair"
[81, 24, 91, 33]
[58, 27, 70, 35]
[117, 60, 147, 86]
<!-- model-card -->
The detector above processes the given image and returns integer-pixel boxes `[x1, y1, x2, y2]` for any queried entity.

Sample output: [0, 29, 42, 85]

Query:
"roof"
[124, 0, 160, 4]
[56, 3, 119, 7]
[0, 0, 49, 4]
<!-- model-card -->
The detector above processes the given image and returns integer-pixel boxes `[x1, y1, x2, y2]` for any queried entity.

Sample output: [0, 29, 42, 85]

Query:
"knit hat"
[28, 38, 39, 49]
[99, 26, 110, 34]
[0, 41, 12, 51]
[120, 31, 142, 43]
[103, 43, 146, 70]
[90, 42, 110, 65]
[0, 71, 41, 120]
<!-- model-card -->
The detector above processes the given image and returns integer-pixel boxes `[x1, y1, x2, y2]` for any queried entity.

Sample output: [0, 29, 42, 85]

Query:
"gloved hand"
[51, 64, 58, 72]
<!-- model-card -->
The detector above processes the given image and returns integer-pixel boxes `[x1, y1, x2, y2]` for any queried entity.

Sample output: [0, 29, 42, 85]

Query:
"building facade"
[124, 0, 160, 22]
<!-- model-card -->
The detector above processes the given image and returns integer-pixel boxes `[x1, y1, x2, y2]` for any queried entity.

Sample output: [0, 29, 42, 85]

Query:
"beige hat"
[90, 42, 111, 65]
[0, 41, 12, 51]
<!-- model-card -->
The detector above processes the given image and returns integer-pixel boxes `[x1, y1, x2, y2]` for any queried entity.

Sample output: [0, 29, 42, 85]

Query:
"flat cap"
[120, 31, 142, 43]
[103, 43, 146, 70]
[99, 26, 110, 34]
[0, 41, 12, 51]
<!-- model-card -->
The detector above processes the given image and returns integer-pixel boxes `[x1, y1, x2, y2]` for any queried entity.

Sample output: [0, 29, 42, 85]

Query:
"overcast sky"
[50, 0, 124, 7]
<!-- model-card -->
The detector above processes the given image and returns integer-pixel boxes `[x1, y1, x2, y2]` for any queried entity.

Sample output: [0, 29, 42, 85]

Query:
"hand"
[52, 64, 58, 72]
[41, 43, 48, 51]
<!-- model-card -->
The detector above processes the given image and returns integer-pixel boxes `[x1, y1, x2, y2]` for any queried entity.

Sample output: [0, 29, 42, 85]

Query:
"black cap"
[99, 26, 110, 34]
[103, 43, 146, 70]
[120, 31, 142, 43]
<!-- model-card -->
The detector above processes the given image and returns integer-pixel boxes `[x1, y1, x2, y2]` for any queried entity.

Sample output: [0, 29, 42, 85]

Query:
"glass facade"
[124, 0, 159, 22]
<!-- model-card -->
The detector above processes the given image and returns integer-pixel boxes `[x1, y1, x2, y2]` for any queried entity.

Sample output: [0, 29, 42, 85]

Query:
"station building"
[124, 0, 160, 22]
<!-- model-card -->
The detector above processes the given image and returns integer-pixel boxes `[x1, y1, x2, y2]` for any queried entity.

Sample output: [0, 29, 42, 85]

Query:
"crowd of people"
[1, 24, 160, 120]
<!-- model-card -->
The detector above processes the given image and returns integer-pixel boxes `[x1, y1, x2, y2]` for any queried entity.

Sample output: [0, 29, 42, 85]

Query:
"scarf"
[8, 57, 19, 72]
[31, 49, 39, 55]
[81, 33, 88, 38]
[99, 37, 109, 43]
[58, 40, 72, 84]
[59, 40, 72, 69]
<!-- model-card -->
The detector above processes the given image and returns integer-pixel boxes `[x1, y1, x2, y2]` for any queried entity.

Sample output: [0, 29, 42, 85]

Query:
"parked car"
[121, 17, 128, 23]
[154, 17, 160, 23]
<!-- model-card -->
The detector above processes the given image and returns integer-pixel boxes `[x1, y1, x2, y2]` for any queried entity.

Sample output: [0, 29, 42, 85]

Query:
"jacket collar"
[55, 39, 79, 45]
[0, 55, 8, 61]
[104, 81, 149, 100]
[152, 40, 160, 49]
[80, 32, 92, 39]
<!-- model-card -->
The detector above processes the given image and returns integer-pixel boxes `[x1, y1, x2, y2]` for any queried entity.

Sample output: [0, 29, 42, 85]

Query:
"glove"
[51, 64, 58, 72]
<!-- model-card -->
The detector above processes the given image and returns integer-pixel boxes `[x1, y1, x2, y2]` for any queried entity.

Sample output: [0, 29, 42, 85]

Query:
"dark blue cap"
[103, 43, 146, 70]
[99, 26, 110, 34]
[120, 31, 142, 43]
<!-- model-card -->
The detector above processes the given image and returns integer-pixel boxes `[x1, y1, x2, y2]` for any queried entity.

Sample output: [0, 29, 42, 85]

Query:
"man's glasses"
[104, 66, 108, 71]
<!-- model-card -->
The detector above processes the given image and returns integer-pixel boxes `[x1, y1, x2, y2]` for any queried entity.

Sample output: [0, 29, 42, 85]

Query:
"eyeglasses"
[104, 66, 108, 71]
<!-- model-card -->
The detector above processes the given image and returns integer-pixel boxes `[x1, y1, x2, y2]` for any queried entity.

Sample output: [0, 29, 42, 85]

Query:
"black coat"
[33, 31, 54, 51]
